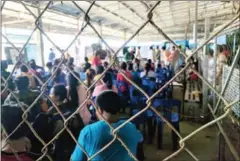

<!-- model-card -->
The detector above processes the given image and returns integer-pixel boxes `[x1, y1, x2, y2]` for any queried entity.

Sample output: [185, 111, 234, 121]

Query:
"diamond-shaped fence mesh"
[1, 1, 240, 161]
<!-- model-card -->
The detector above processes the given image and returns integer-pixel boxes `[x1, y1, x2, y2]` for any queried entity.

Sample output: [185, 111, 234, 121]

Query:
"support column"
[98, 20, 102, 45]
[36, 6, 45, 67]
[193, 1, 198, 49]
[202, 17, 210, 118]
[213, 37, 217, 107]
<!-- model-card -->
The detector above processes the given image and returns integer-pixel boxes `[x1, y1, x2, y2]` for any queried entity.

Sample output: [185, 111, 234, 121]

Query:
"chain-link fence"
[1, 1, 240, 161]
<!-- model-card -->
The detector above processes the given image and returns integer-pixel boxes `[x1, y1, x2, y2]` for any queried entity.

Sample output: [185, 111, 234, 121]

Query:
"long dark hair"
[67, 71, 80, 107]
[86, 69, 96, 87]
[144, 63, 151, 77]
[103, 72, 113, 89]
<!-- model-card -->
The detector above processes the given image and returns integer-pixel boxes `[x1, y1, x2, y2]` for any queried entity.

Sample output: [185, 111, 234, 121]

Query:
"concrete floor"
[143, 121, 218, 161]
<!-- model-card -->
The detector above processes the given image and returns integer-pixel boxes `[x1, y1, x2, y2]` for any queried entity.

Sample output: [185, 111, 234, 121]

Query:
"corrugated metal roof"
[1, 1, 239, 42]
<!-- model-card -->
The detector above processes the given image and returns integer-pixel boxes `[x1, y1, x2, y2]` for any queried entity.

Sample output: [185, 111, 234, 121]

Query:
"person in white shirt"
[216, 46, 227, 86]
[140, 63, 156, 78]
[186, 45, 192, 58]
[207, 49, 216, 85]
[135, 46, 142, 60]
[148, 46, 156, 63]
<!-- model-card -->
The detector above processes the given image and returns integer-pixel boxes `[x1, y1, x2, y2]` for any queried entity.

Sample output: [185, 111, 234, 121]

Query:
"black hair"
[120, 62, 127, 71]
[147, 59, 152, 64]
[156, 46, 159, 49]
[86, 69, 96, 87]
[103, 61, 109, 68]
[2, 104, 29, 140]
[96, 65, 104, 75]
[96, 90, 121, 115]
[53, 58, 61, 66]
[67, 72, 79, 107]
[84, 57, 89, 62]
[52, 84, 67, 102]
[149, 46, 153, 50]
[15, 76, 29, 91]
[162, 46, 166, 50]
[144, 63, 151, 77]
[208, 49, 214, 57]
[157, 63, 161, 69]
[172, 46, 176, 49]
[128, 63, 133, 71]
[138, 46, 141, 49]
[219, 45, 224, 53]
[20, 64, 28, 73]
[46, 62, 53, 69]
[102, 72, 113, 89]
[29, 61, 36, 69]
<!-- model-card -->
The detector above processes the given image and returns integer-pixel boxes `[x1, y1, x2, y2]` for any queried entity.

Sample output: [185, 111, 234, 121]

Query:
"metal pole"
[202, 17, 210, 118]
[194, 1, 198, 49]
[213, 37, 217, 107]
[36, 5, 45, 67]
[98, 20, 102, 45]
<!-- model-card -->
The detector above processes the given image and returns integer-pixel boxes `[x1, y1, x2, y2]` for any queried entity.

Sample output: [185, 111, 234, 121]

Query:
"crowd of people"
[1, 43, 230, 161]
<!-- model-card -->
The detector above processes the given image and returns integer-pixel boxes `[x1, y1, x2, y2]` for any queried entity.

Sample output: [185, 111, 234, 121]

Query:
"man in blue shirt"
[71, 91, 143, 161]
[49, 48, 55, 64]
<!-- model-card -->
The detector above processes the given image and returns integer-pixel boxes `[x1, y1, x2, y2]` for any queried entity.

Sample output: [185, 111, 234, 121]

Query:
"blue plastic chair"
[142, 78, 156, 96]
[154, 99, 181, 150]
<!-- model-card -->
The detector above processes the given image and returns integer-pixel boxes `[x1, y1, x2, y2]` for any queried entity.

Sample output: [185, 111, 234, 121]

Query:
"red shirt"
[92, 56, 102, 67]
[117, 71, 132, 92]
[1, 152, 33, 161]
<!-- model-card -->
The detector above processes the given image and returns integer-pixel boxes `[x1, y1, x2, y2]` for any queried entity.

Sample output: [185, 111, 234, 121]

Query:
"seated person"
[4, 76, 48, 116]
[92, 72, 118, 97]
[1, 104, 33, 161]
[128, 63, 141, 85]
[17, 64, 36, 89]
[78, 69, 96, 125]
[71, 91, 142, 161]
[117, 62, 133, 93]
[140, 63, 156, 79]
[94, 65, 104, 86]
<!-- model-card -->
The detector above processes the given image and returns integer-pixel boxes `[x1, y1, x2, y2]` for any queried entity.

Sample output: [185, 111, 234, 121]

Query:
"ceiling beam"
[119, 1, 145, 21]
[86, 1, 138, 27]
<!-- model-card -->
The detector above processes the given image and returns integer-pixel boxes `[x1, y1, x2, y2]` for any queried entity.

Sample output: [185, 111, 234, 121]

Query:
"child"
[71, 91, 142, 161]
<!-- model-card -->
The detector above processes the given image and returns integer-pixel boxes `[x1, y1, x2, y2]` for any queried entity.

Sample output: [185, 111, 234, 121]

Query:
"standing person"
[135, 46, 142, 60]
[92, 52, 102, 70]
[83, 57, 91, 72]
[170, 46, 180, 73]
[216, 46, 227, 86]
[207, 49, 216, 85]
[71, 91, 142, 161]
[49, 48, 55, 64]
[148, 46, 156, 63]
[161, 46, 171, 66]
[186, 45, 192, 58]
[155, 46, 161, 63]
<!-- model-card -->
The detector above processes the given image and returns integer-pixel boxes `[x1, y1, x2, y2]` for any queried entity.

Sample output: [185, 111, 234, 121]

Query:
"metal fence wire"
[1, 1, 240, 161]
